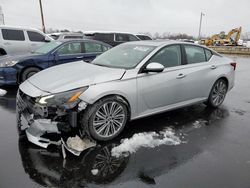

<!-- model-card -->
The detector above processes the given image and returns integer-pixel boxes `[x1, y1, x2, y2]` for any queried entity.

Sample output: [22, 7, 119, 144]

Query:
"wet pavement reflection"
[0, 56, 250, 188]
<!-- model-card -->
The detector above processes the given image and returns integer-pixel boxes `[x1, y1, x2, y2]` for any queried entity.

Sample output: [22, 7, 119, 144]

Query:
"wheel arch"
[17, 65, 43, 83]
[90, 94, 132, 121]
[216, 76, 229, 90]
[0, 48, 7, 55]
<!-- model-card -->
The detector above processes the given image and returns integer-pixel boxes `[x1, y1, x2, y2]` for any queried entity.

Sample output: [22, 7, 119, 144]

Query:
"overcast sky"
[1, 0, 249, 37]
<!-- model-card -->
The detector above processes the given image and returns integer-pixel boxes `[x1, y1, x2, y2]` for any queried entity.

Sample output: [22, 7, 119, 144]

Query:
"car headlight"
[38, 87, 88, 109]
[0, 60, 19, 67]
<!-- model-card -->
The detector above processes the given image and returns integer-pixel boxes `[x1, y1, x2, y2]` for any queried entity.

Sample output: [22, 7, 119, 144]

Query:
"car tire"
[21, 67, 40, 83]
[80, 96, 128, 141]
[207, 79, 228, 108]
[0, 49, 6, 56]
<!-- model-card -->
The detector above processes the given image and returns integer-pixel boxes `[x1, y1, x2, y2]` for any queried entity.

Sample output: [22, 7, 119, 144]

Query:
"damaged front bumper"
[17, 90, 88, 148]
[25, 119, 61, 148]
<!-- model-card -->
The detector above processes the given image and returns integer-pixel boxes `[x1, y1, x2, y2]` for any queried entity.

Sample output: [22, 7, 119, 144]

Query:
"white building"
[0, 6, 4, 25]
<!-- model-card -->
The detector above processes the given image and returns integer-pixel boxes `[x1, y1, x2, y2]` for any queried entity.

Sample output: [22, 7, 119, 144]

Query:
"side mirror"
[144, 62, 164, 73]
[44, 36, 52, 42]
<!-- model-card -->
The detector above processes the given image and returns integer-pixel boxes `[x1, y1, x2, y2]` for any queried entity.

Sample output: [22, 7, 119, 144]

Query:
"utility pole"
[198, 12, 205, 40]
[0, 6, 4, 25]
[39, 0, 46, 33]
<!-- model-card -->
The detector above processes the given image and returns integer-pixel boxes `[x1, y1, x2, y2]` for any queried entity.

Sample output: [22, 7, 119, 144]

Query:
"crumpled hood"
[27, 61, 125, 93]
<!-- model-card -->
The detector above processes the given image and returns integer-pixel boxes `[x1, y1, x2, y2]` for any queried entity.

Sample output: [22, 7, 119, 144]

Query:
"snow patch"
[111, 128, 182, 157]
[0, 89, 7, 96]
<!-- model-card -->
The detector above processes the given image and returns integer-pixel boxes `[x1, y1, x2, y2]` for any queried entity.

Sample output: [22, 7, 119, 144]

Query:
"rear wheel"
[0, 49, 6, 56]
[80, 96, 128, 141]
[21, 67, 40, 83]
[207, 79, 228, 108]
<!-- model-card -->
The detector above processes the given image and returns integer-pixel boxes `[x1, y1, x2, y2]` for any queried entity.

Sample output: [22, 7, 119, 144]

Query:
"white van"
[0, 26, 53, 56]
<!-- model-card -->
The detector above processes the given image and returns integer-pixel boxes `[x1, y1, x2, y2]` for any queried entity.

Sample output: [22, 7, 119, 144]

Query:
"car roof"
[57, 39, 112, 46]
[126, 39, 211, 47]
[84, 31, 137, 35]
[126, 40, 179, 46]
[0, 25, 42, 32]
[49, 32, 85, 36]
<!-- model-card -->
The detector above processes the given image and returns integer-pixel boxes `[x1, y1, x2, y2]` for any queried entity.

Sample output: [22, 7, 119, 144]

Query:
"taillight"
[230, 62, 237, 70]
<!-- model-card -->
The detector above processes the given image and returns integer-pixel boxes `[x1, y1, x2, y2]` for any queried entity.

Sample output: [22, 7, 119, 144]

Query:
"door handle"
[176, 73, 186, 79]
[3, 42, 11, 45]
[76, 56, 83, 59]
[210, 65, 217, 69]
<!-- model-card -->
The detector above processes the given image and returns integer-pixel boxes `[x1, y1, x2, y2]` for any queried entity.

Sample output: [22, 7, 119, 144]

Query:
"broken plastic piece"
[78, 101, 88, 111]
[91, 169, 99, 175]
[62, 135, 96, 156]
[25, 119, 61, 148]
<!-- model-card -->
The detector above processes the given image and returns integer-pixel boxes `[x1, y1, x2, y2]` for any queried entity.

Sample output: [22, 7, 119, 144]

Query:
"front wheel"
[207, 79, 228, 108]
[80, 96, 128, 141]
[20, 67, 40, 83]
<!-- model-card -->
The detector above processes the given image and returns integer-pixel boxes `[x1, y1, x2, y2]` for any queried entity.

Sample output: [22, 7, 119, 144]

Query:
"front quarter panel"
[79, 69, 138, 119]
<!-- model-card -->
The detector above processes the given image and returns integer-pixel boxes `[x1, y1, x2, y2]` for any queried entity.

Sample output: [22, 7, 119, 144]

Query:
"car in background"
[0, 39, 111, 85]
[84, 31, 140, 46]
[0, 26, 53, 56]
[18, 40, 235, 148]
[136, 34, 152, 40]
[48, 32, 85, 40]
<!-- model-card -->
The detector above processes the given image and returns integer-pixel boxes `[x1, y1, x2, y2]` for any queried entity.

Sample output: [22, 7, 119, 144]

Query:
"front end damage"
[17, 89, 89, 149]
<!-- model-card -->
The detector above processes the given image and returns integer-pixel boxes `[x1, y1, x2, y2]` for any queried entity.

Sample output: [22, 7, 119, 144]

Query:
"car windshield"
[34, 41, 62, 54]
[92, 44, 155, 69]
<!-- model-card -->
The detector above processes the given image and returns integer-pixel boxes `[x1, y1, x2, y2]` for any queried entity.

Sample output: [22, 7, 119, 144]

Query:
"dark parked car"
[0, 39, 111, 85]
[84, 31, 140, 46]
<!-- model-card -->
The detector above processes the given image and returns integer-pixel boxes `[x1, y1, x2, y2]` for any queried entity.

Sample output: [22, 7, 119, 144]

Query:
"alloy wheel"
[211, 80, 227, 106]
[93, 102, 125, 138]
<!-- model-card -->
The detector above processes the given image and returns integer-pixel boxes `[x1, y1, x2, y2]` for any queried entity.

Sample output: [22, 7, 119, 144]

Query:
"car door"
[137, 44, 185, 116]
[179, 44, 215, 101]
[26, 30, 47, 51]
[82, 42, 107, 63]
[1, 28, 28, 55]
[54, 42, 83, 65]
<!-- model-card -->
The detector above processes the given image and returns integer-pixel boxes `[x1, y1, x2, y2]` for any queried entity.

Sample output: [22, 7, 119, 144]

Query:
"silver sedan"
[18, 40, 236, 147]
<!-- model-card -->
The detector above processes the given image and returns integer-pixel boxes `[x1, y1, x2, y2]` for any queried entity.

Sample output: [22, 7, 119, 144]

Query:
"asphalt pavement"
[0, 55, 250, 188]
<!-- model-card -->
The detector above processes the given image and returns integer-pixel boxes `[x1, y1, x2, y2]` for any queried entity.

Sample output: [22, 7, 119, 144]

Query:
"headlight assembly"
[0, 60, 19, 67]
[38, 87, 88, 109]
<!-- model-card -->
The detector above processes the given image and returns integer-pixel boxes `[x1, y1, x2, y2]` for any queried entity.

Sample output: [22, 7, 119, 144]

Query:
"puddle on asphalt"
[231, 109, 246, 116]
[0, 87, 231, 187]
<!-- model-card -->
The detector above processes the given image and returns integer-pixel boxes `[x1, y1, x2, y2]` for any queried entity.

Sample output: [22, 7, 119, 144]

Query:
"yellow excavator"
[200, 27, 242, 46]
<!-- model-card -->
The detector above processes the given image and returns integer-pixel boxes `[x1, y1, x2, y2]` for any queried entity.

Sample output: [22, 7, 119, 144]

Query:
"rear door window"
[149, 45, 182, 68]
[184, 45, 206, 64]
[115, 33, 129, 42]
[128, 34, 139, 41]
[27, 31, 45, 42]
[95, 33, 114, 41]
[205, 49, 213, 61]
[2, 29, 25, 41]
[84, 42, 103, 53]
[102, 45, 111, 52]
[57, 42, 82, 55]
